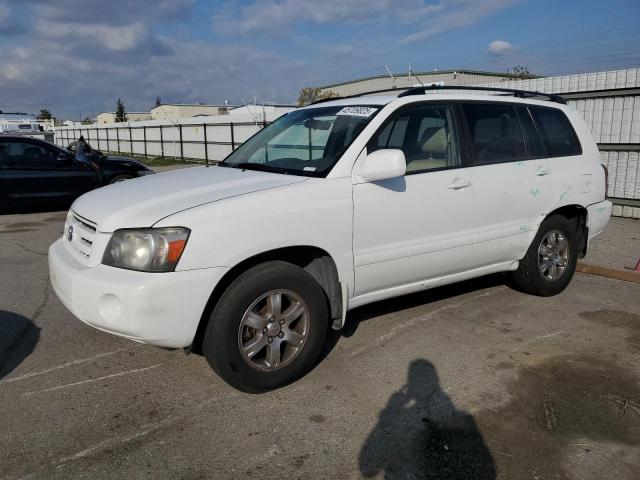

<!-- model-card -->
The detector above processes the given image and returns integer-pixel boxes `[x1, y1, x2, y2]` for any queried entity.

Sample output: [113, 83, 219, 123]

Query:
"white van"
[49, 87, 612, 392]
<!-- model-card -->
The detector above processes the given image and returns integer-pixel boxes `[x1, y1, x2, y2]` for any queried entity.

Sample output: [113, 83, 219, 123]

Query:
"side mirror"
[361, 149, 406, 182]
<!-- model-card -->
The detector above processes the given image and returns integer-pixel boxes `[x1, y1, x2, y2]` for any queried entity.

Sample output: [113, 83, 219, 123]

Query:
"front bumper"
[48, 238, 228, 348]
[587, 199, 613, 241]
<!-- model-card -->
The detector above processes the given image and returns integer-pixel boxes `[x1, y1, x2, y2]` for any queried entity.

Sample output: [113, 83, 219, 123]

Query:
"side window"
[462, 103, 525, 164]
[530, 106, 582, 157]
[515, 106, 544, 159]
[368, 105, 460, 173]
[4, 141, 56, 168]
[0, 142, 9, 167]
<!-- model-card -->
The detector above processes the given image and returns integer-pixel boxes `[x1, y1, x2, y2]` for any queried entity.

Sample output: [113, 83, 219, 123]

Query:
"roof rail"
[307, 87, 416, 106]
[398, 85, 566, 104]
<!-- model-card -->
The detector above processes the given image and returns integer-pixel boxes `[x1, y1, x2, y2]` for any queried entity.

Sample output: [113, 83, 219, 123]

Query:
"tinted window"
[0, 141, 57, 168]
[369, 104, 460, 173]
[516, 106, 544, 158]
[530, 106, 581, 157]
[0, 142, 9, 167]
[462, 103, 525, 164]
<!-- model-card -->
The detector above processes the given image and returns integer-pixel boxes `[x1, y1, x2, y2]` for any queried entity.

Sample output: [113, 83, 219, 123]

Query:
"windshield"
[220, 105, 380, 176]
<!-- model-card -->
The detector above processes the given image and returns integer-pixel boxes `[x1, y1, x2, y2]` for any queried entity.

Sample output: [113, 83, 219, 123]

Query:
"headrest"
[420, 127, 447, 155]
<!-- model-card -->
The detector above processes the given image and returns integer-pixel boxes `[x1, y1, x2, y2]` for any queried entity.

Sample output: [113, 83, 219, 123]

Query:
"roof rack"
[307, 85, 566, 106]
[398, 85, 566, 104]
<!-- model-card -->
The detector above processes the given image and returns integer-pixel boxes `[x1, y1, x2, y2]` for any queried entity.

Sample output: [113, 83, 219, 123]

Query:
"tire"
[202, 261, 329, 393]
[108, 174, 133, 184]
[511, 214, 578, 296]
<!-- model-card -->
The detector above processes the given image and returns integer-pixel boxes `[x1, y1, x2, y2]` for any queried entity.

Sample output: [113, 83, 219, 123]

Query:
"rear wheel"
[511, 215, 578, 296]
[202, 261, 329, 393]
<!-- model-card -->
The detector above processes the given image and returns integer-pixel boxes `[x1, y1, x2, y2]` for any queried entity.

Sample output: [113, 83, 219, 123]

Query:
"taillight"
[601, 164, 609, 198]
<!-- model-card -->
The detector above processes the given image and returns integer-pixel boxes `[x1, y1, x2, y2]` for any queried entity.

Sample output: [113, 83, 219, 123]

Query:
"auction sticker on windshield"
[336, 106, 378, 117]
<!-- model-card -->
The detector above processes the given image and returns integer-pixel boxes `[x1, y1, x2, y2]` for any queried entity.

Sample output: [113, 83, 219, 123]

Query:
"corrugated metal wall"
[320, 71, 516, 96]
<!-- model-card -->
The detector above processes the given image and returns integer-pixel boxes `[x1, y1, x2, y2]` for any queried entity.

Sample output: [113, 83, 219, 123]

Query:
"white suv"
[49, 87, 612, 392]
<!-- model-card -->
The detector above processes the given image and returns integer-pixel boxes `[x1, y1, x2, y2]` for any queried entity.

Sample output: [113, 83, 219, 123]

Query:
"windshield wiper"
[221, 162, 291, 174]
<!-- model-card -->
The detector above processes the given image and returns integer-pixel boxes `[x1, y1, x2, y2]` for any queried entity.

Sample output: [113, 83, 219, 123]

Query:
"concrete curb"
[576, 262, 640, 284]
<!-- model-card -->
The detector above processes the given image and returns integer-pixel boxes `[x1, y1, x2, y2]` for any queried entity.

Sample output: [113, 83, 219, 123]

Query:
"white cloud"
[488, 39, 514, 54]
[38, 21, 150, 51]
[213, 0, 518, 43]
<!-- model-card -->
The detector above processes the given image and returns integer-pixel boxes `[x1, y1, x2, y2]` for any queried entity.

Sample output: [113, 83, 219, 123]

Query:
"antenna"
[384, 65, 396, 89]
[409, 63, 425, 87]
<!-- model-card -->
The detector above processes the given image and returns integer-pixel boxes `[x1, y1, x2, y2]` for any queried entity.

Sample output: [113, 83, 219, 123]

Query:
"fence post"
[203, 123, 209, 166]
[143, 126, 147, 158]
[116, 127, 120, 153]
[159, 126, 164, 158]
[178, 124, 184, 162]
[230, 122, 235, 151]
[129, 125, 133, 156]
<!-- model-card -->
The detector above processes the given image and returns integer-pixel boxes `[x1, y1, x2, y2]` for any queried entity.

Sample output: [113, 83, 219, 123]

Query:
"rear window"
[530, 106, 581, 157]
[461, 103, 525, 164]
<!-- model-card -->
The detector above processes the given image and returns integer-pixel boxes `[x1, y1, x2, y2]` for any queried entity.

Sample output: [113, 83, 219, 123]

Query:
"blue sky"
[0, 0, 638, 119]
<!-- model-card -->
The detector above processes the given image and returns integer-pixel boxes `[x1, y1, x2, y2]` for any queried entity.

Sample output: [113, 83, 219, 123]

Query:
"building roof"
[153, 104, 238, 108]
[98, 112, 151, 115]
[318, 69, 542, 89]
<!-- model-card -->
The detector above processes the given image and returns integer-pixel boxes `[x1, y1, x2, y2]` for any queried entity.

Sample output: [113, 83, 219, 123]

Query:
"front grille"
[65, 211, 97, 265]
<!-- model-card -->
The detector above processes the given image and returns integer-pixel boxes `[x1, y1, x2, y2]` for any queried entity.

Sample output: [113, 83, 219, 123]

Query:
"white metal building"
[97, 112, 152, 124]
[318, 69, 531, 97]
[150, 104, 239, 121]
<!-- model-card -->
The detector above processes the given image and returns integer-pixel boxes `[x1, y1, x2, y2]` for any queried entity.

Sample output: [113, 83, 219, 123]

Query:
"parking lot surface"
[1, 209, 639, 479]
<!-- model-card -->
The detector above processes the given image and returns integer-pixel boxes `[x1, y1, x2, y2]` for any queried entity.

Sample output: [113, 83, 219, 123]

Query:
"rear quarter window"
[530, 106, 582, 157]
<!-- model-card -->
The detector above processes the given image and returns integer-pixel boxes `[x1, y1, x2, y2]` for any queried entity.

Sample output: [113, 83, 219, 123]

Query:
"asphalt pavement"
[1, 209, 639, 480]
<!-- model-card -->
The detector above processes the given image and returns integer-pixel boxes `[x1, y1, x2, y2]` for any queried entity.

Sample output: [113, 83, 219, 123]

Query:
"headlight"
[102, 227, 190, 272]
[137, 170, 155, 176]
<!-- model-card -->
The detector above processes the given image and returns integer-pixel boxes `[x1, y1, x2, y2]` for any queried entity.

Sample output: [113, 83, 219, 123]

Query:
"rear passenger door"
[459, 102, 556, 264]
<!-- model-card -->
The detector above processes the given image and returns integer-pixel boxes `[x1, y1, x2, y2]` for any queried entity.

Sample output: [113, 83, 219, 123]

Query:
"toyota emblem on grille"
[67, 225, 74, 242]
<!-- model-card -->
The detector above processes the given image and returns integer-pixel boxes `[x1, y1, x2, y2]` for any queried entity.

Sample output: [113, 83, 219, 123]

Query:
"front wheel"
[202, 261, 329, 393]
[511, 215, 578, 296]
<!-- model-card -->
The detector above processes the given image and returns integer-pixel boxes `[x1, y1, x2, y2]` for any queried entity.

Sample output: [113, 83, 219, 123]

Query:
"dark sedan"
[0, 135, 154, 209]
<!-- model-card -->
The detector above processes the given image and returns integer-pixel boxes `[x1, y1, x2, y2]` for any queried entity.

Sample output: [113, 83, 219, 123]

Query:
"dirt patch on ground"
[477, 354, 640, 479]
[579, 309, 640, 332]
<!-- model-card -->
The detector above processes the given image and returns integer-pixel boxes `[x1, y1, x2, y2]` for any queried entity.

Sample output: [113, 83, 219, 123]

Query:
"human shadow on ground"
[359, 359, 496, 480]
[0, 310, 40, 380]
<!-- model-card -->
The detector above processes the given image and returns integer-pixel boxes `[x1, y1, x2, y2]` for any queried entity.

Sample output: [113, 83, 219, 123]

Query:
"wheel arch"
[542, 204, 588, 258]
[190, 245, 342, 353]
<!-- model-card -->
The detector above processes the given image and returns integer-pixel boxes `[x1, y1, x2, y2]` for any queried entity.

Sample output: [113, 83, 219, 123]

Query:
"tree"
[298, 87, 338, 106]
[115, 98, 127, 122]
[155, 96, 162, 107]
[511, 65, 535, 79]
[38, 109, 52, 120]
[81, 117, 93, 125]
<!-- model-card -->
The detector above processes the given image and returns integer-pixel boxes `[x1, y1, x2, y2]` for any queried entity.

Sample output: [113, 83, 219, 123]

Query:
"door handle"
[535, 167, 551, 176]
[448, 178, 472, 190]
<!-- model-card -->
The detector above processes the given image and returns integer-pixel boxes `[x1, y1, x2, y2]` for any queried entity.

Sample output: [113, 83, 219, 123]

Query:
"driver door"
[352, 103, 476, 298]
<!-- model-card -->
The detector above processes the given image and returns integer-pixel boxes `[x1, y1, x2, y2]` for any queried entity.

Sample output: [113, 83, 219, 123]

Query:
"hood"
[101, 155, 149, 170]
[72, 165, 307, 232]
